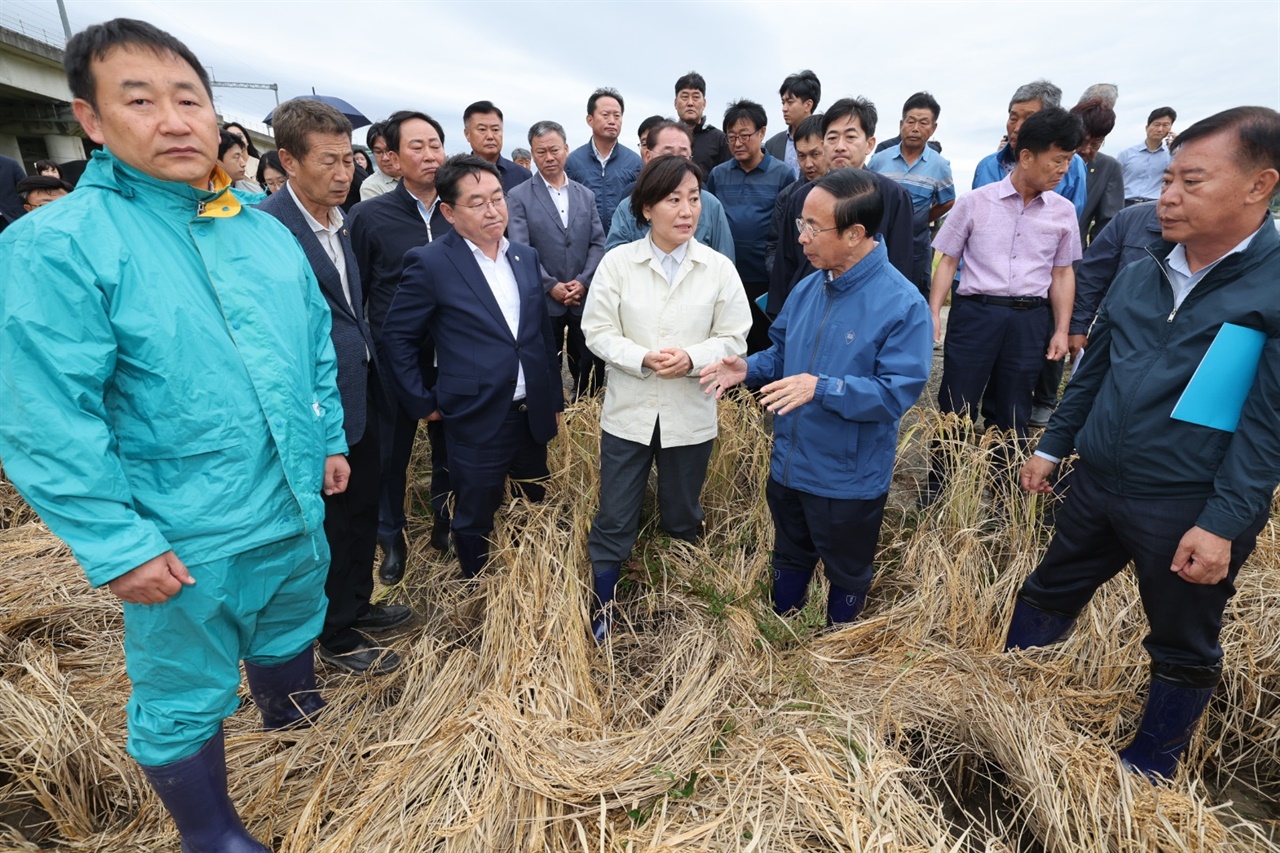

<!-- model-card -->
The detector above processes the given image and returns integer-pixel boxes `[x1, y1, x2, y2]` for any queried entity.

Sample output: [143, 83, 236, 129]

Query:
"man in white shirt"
[380, 155, 564, 580]
[260, 98, 413, 675]
[507, 119, 607, 399]
[360, 121, 402, 201]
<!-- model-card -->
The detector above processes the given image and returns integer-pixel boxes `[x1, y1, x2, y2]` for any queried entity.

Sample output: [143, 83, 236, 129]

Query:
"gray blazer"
[506, 175, 607, 317]
[258, 189, 379, 445]
[764, 130, 789, 163]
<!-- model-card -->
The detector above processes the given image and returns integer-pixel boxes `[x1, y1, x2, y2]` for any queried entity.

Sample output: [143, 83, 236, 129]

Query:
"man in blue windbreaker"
[0, 19, 348, 852]
[701, 168, 932, 625]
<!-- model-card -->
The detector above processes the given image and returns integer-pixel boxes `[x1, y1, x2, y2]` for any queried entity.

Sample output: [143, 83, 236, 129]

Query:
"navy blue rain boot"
[454, 533, 489, 580]
[1119, 665, 1219, 780]
[826, 584, 867, 626]
[139, 727, 271, 853]
[244, 647, 326, 731]
[1003, 596, 1077, 651]
[591, 566, 621, 644]
[772, 568, 811, 616]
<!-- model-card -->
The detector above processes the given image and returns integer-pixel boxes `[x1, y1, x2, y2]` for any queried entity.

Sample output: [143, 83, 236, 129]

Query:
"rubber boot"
[826, 584, 867, 626]
[1119, 664, 1219, 780]
[454, 533, 488, 580]
[139, 727, 271, 853]
[591, 565, 621, 644]
[772, 567, 811, 616]
[244, 647, 326, 731]
[1003, 596, 1077, 651]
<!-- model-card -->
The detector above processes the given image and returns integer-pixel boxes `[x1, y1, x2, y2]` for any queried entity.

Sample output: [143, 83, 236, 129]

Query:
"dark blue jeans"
[1019, 465, 1269, 669]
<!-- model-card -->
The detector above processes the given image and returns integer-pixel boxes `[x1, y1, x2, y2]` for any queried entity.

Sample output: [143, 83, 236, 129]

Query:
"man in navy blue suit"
[259, 98, 412, 674]
[381, 155, 563, 579]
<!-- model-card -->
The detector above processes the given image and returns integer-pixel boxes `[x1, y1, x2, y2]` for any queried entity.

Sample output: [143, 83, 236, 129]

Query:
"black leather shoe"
[354, 603, 413, 633]
[378, 532, 408, 584]
[429, 522, 452, 552]
[316, 639, 400, 675]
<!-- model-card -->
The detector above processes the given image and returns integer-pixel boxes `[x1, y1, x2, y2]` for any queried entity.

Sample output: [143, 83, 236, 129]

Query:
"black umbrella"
[264, 95, 370, 129]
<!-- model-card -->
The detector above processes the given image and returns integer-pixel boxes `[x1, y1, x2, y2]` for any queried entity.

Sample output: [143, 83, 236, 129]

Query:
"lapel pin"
[514, 255, 520, 261]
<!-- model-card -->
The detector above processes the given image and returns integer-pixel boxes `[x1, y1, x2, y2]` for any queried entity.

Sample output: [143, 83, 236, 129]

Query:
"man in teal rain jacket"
[0, 19, 348, 852]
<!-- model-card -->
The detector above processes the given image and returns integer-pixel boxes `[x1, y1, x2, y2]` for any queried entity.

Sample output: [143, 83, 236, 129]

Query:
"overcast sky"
[46, 0, 1280, 187]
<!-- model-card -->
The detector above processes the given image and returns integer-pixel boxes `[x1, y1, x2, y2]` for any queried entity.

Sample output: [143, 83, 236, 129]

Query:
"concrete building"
[0, 24, 84, 172]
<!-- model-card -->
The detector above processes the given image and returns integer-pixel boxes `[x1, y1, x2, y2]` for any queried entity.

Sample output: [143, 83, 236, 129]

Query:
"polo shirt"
[933, 175, 1081, 298]
[705, 150, 794, 283]
[868, 143, 956, 266]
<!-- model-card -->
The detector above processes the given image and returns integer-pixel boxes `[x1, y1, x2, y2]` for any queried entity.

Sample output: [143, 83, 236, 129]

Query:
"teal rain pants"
[122, 530, 328, 765]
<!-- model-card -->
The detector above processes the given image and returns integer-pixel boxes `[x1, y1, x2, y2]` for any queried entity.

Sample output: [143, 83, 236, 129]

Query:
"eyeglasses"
[726, 131, 761, 144]
[264, 177, 287, 192]
[455, 196, 507, 212]
[795, 218, 839, 238]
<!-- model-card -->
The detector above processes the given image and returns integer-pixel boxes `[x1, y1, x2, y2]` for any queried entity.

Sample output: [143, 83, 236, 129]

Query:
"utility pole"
[55, 0, 71, 41]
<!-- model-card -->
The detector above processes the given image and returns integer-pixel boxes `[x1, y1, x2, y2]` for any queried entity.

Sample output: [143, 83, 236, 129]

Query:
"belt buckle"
[1012, 297, 1036, 310]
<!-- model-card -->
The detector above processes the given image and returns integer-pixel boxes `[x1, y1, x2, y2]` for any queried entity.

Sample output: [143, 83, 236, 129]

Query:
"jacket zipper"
[783, 281, 836, 486]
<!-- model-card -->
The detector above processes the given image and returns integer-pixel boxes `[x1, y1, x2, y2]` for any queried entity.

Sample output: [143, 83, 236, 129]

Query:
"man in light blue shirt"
[565, 87, 643, 235]
[868, 91, 955, 295]
[1116, 107, 1177, 203]
[972, 79, 1087, 215]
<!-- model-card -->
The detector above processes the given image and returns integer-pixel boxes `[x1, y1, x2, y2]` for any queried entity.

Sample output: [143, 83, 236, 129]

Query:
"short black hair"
[902, 92, 941, 121]
[384, 110, 446, 153]
[588, 87, 624, 115]
[17, 175, 72, 198]
[1172, 106, 1280, 176]
[1148, 107, 1177, 125]
[779, 70, 821, 110]
[723, 99, 767, 133]
[223, 121, 260, 158]
[811, 168, 883, 236]
[794, 114, 825, 143]
[463, 100, 503, 123]
[33, 159, 60, 176]
[822, 97, 878, 138]
[256, 149, 283, 186]
[366, 121, 386, 150]
[218, 128, 245, 160]
[527, 120, 566, 145]
[64, 18, 211, 110]
[1014, 107, 1085, 156]
[1070, 99, 1116, 140]
[435, 154, 502, 206]
[674, 71, 706, 97]
[637, 114, 666, 143]
[631, 154, 703, 224]
[271, 98, 353, 160]
[644, 120, 694, 152]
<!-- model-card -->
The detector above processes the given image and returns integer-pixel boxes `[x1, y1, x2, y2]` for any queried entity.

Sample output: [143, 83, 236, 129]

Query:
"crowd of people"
[0, 16, 1277, 853]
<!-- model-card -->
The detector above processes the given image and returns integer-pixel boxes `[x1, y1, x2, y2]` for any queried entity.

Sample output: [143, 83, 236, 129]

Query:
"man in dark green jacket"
[1005, 106, 1280, 781]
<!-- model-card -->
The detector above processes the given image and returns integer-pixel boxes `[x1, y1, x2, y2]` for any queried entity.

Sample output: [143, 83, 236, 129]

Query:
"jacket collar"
[78, 148, 242, 219]
[826, 240, 890, 292]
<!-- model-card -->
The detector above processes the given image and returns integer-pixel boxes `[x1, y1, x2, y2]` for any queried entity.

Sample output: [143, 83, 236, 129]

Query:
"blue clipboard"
[1170, 323, 1266, 432]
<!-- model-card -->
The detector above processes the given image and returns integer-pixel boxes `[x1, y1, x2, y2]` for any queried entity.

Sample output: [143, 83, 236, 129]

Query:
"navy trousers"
[320, 380, 381, 653]
[377, 404, 449, 540]
[766, 478, 888, 594]
[938, 297, 1049, 436]
[1019, 466, 1269, 669]
[446, 404, 549, 548]
[553, 312, 604, 399]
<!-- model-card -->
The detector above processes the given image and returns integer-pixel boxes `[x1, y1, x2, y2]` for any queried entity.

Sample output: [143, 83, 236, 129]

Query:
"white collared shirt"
[463, 236, 526, 400]
[1164, 223, 1264, 309]
[286, 182, 353, 311]
[650, 237, 689, 285]
[537, 170, 570, 229]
